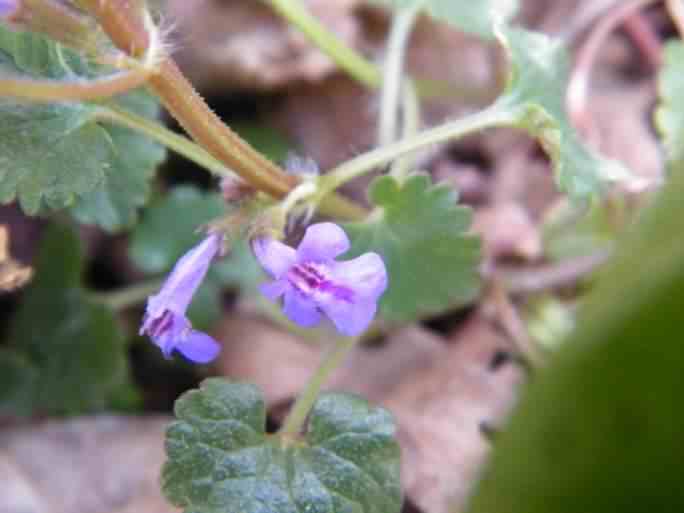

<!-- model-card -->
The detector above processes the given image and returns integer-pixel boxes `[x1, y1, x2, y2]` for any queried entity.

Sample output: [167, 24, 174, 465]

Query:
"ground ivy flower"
[140, 233, 223, 363]
[0, 0, 17, 17]
[253, 223, 387, 336]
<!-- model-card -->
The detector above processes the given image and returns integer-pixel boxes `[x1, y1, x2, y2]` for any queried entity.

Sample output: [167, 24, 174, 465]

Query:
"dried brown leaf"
[0, 416, 175, 513]
[167, 0, 363, 91]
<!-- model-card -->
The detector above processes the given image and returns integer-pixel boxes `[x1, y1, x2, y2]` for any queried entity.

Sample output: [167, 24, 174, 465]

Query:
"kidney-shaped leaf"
[162, 379, 402, 513]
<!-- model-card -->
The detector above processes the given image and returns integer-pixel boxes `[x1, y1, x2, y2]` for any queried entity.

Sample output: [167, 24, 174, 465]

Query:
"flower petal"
[147, 233, 223, 317]
[330, 252, 388, 301]
[252, 237, 297, 278]
[0, 0, 17, 17]
[260, 279, 289, 301]
[320, 296, 378, 337]
[296, 223, 350, 262]
[148, 312, 190, 358]
[175, 330, 221, 363]
[283, 289, 322, 327]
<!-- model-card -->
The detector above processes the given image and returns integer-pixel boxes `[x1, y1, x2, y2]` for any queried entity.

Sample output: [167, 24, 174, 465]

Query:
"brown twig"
[494, 250, 612, 295]
[489, 281, 546, 369]
[566, 0, 661, 138]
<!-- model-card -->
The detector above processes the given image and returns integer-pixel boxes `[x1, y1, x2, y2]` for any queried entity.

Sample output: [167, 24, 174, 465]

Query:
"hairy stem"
[320, 102, 519, 195]
[378, 1, 423, 147]
[0, 69, 150, 103]
[279, 336, 359, 438]
[77, 0, 366, 221]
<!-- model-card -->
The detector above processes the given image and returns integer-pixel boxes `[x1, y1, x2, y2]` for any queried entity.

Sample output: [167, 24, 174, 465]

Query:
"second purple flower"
[252, 223, 387, 336]
[140, 233, 223, 363]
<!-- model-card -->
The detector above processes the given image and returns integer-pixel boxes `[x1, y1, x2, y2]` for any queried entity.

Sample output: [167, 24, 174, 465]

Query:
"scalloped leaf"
[376, 0, 518, 39]
[70, 90, 166, 231]
[655, 40, 684, 168]
[343, 173, 481, 322]
[494, 26, 630, 198]
[0, 27, 165, 227]
[0, 224, 127, 416]
[162, 379, 402, 513]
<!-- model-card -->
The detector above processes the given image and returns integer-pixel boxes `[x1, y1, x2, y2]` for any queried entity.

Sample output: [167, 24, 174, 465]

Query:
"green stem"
[95, 106, 234, 176]
[378, 1, 423, 146]
[320, 102, 521, 195]
[0, 69, 151, 103]
[90, 278, 164, 310]
[263, 0, 468, 100]
[96, 106, 368, 220]
[279, 336, 359, 438]
[265, 0, 379, 89]
[390, 78, 421, 180]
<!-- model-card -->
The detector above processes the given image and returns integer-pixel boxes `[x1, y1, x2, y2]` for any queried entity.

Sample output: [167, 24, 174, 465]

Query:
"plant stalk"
[320, 102, 520, 195]
[279, 336, 359, 438]
[378, 1, 423, 147]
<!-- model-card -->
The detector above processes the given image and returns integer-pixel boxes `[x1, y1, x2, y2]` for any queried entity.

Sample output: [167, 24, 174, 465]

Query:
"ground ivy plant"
[0, 1, 649, 512]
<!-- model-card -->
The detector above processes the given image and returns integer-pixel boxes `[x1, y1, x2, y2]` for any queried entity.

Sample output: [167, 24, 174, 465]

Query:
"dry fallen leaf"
[167, 0, 363, 91]
[0, 225, 33, 292]
[473, 202, 542, 262]
[385, 314, 521, 513]
[214, 314, 445, 407]
[0, 416, 175, 513]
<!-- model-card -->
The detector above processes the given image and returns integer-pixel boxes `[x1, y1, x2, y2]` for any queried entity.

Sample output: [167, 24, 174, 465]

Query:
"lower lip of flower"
[288, 262, 354, 303]
[145, 310, 173, 338]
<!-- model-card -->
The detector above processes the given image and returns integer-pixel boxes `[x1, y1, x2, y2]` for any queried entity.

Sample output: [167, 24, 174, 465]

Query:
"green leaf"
[162, 379, 402, 513]
[0, 224, 128, 416]
[129, 186, 226, 273]
[655, 40, 684, 168]
[343, 173, 480, 322]
[232, 122, 291, 163]
[0, 27, 89, 77]
[465, 155, 684, 512]
[71, 91, 166, 231]
[0, 27, 165, 227]
[377, 0, 518, 39]
[495, 27, 629, 198]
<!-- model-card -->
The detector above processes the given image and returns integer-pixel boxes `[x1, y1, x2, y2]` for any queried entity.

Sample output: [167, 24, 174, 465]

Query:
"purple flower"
[140, 233, 223, 363]
[0, 0, 17, 18]
[253, 223, 387, 336]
